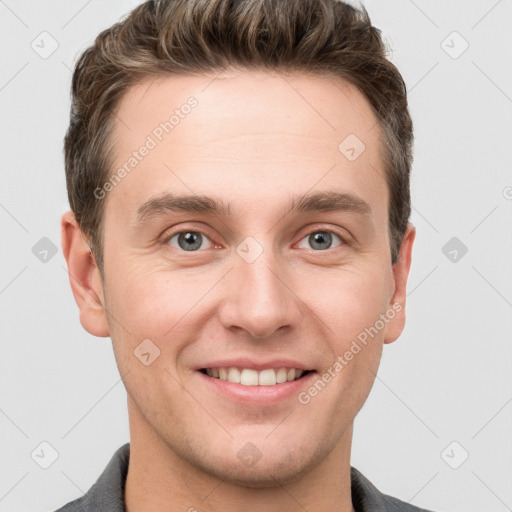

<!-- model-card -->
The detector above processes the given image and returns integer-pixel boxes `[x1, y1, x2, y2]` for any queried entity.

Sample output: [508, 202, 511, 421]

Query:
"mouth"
[198, 367, 312, 386]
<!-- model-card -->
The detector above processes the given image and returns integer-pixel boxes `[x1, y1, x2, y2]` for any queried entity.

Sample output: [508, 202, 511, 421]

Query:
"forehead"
[106, 70, 387, 226]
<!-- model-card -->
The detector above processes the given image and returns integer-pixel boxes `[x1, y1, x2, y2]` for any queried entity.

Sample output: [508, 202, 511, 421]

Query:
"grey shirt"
[54, 443, 437, 511]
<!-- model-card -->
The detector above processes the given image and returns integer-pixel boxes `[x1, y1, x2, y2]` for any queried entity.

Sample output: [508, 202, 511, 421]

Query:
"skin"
[61, 70, 415, 512]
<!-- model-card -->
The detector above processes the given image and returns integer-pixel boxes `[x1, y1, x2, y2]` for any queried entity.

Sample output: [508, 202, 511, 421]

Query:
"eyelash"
[162, 225, 348, 253]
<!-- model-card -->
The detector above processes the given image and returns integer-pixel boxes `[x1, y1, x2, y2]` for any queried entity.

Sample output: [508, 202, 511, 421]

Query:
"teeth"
[276, 367, 288, 383]
[258, 369, 276, 386]
[240, 368, 259, 386]
[204, 366, 308, 386]
[227, 367, 241, 384]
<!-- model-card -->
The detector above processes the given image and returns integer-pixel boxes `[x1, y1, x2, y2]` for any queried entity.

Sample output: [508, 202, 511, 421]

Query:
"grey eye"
[297, 231, 343, 251]
[168, 231, 213, 251]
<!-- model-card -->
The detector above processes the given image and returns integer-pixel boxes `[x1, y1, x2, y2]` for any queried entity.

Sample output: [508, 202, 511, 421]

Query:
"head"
[62, 0, 415, 487]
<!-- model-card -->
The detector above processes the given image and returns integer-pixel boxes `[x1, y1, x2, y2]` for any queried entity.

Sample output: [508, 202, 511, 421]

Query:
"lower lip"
[196, 370, 316, 405]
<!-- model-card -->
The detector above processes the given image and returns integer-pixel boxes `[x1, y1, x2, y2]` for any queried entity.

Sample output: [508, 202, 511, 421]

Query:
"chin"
[194, 443, 325, 488]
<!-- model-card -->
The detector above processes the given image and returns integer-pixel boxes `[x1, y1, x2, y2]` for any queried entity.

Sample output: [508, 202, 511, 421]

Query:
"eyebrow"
[135, 190, 371, 227]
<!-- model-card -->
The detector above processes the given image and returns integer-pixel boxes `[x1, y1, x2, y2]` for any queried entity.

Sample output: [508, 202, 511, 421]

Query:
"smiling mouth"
[199, 367, 312, 386]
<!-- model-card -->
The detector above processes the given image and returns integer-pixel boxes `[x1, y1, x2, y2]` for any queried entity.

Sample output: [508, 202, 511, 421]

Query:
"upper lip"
[194, 358, 314, 372]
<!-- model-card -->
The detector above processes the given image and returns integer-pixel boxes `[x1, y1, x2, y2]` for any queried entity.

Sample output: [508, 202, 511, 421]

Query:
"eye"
[296, 230, 344, 251]
[166, 231, 214, 252]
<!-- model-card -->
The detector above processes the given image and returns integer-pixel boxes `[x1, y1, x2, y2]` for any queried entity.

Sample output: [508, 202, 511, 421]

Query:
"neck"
[125, 402, 356, 512]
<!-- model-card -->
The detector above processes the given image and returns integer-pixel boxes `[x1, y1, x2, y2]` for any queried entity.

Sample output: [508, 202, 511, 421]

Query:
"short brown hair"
[64, 0, 413, 275]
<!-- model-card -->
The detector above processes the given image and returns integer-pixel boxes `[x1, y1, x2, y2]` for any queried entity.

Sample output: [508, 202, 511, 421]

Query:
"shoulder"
[350, 466, 440, 512]
[53, 444, 130, 512]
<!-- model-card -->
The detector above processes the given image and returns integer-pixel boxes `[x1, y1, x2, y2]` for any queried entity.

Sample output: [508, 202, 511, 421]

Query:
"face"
[64, 70, 414, 486]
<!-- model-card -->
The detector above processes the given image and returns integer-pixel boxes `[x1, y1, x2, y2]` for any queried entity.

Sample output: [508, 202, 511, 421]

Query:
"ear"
[61, 210, 110, 337]
[383, 223, 415, 344]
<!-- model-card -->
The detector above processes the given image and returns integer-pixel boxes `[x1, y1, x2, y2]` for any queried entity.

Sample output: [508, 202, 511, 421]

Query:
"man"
[57, 0, 438, 510]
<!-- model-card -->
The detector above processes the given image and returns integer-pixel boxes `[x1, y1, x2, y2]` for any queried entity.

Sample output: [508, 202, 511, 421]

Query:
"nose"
[217, 243, 302, 339]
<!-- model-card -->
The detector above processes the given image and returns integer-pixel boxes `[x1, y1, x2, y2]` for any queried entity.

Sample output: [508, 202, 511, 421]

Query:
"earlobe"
[383, 223, 416, 344]
[61, 210, 110, 338]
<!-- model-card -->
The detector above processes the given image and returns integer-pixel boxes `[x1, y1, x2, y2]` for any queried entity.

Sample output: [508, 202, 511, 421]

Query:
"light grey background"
[1, 1, 511, 511]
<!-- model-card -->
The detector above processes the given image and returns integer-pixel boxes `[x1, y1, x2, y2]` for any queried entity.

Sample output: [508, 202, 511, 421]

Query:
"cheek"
[104, 262, 216, 359]
[300, 267, 390, 416]
[103, 266, 200, 408]
[306, 262, 393, 343]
